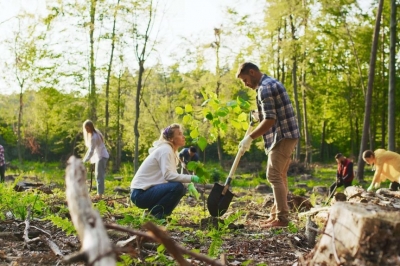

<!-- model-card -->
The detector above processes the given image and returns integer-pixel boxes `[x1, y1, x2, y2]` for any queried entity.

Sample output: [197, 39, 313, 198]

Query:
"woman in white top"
[82, 120, 109, 198]
[130, 123, 202, 219]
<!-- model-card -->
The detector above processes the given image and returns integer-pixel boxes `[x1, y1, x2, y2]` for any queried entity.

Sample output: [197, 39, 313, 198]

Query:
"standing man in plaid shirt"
[236, 62, 300, 228]
[0, 144, 5, 182]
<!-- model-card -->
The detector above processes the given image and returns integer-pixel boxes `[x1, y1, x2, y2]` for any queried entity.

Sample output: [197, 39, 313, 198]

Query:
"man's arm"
[249, 119, 276, 139]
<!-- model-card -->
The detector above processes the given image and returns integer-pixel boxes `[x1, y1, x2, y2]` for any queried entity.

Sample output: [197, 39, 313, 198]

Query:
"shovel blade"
[207, 183, 234, 217]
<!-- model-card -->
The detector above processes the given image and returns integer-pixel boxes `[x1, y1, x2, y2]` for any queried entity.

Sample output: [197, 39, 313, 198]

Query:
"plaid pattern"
[256, 74, 300, 154]
[0, 145, 4, 166]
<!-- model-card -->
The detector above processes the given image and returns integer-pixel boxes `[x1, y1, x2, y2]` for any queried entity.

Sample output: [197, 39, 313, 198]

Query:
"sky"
[0, 0, 374, 95]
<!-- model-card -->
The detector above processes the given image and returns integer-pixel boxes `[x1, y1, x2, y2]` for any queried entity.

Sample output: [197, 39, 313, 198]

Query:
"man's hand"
[238, 135, 253, 155]
[367, 184, 374, 192]
[188, 183, 200, 200]
[191, 175, 203, 183]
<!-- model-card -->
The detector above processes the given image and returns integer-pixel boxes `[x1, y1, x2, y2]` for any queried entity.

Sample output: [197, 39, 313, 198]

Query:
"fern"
[46, 215, 76, 236]
[93, 200, 108, 216]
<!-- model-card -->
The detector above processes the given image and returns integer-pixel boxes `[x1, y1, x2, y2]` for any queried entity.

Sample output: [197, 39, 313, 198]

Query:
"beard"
[249, 75, 259, 89]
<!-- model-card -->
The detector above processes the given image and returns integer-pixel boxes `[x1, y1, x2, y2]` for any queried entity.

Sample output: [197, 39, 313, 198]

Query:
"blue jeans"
[130, 182, 186, 219]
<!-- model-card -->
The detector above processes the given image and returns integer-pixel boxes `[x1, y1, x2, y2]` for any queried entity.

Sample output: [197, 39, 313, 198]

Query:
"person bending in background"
[82, 120, 109, 199]
[362, 149, 400, 192]
[329, 153, 354, 196]
[236, 62, 300, 229]
[0, 144, 5, 183]
[179, 146, 199, 174]
[130, 124, 203, 219]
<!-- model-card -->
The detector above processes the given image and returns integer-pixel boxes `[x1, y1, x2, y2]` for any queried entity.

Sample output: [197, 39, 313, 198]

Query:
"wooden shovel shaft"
[221, 124, 253, 195]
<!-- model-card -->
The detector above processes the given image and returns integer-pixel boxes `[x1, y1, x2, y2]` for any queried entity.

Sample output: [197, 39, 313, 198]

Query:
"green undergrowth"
[0, 160, 379, 264]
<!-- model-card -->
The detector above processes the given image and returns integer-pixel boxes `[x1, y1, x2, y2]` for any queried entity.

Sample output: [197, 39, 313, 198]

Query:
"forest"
[0, 0, 399, 179]
[1, 0, 400, 265]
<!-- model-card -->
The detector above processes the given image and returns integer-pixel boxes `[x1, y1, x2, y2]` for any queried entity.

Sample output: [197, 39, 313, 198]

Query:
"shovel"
[324, 181, 337, 205]
[207, 112, 257, 217]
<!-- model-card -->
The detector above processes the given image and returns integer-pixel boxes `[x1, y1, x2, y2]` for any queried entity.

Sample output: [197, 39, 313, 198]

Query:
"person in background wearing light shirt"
[130, 123, 203, 220]
[362, 149, 400, 192]
[82, 120, 109, 199]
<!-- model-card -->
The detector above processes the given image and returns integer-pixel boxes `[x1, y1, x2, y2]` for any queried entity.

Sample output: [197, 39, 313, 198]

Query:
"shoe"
[262, 219, 289, 229]
[260, 216, 276, 225]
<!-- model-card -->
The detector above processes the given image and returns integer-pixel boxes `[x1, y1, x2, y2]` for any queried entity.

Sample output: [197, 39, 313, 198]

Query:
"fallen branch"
[63, 156, 116, 266]
[298, 206, 331, 217]
[40, 235, 63, 257]
[23, 206, 40, 247]
[105, 223, 223, 266]
[143, 222, 190, 266]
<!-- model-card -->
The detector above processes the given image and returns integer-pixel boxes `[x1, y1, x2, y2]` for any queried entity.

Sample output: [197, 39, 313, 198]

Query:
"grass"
[1, 159, 383, 262]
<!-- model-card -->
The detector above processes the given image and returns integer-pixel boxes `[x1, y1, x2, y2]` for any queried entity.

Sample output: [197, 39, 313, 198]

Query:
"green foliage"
[93, 200, 109, 216]
[45, 215, 76, 236]
[207, 211, 243, 258]
[293, 188, 307, 196]
[0, 184, 46, 220]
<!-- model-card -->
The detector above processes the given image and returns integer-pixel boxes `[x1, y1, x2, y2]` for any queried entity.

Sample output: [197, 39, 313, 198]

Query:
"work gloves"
[238, 135, 253, 155]
[367, 182, 380, 192]
[188, 182, 200, 200]
[191, 175, 203, 183]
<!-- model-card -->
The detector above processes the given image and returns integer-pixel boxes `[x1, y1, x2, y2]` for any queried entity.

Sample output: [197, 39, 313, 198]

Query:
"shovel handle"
[222, 123, 254, 195]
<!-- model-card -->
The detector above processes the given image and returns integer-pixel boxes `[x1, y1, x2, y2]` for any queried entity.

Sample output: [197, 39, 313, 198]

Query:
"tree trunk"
[307, 202, 400, 265]
[17, 89, 23, 163]
[104, 0, 120, 141]
[292, 58, 301, 161]
[134, 61, 145, 174]
[64, 156, 116, 265]
[320, 120, 326, 161]
[356, 0, 384, 181]
[89, 0, 97, 122]
[113, 73, 123, 173]
[301, 77, 311, 165]
[388, 0, 396, 151]
[290, 15, 301, 161]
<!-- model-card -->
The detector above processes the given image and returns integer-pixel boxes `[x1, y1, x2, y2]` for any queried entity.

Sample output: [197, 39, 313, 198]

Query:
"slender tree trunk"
[104, 0, 120, 141]
[213, 29, 223, 166]
[45, 124, 49, 163]
[17, 89, 23, 163]
[320, 120, 326, 162]
[134, 61, 144, 173]
[388, 0, 396, 151]
[89, 0, 97, 122]
[356, 0, 384, 181]
[113, 73, 123, 173]
[301, 75, 311, 165]
[292, 58, 301, 161]
[276, 27, 281, 81]
[133, 0, 153, 174]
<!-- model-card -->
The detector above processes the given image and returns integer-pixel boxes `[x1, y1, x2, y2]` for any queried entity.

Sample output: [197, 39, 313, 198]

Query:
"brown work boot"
[261, 218, 289, 229]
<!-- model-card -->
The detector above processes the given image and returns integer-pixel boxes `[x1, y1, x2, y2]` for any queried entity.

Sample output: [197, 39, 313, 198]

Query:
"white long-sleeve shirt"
[131, 142, 192, 190]
[83, 132, 109, 164]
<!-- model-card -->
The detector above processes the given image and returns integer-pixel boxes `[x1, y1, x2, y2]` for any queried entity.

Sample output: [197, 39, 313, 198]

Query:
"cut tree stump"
[63, 156, 116, 266]
[344, 186, 364, 199]
[305, 202, 400, 265]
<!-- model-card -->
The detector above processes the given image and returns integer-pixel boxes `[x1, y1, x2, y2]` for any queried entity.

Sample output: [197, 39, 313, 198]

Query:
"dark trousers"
[329, 179, 352, 195]
[130, 182, 186, 219]
[389, 182, 400, 191]
[0, 164, 5, 182]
